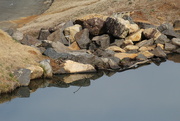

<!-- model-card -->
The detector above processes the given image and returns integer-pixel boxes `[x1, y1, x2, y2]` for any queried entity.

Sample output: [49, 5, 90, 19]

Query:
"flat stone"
[110, 39, 124, 47]
[127, 29, 144, 42]
[139, 46, 155, 52]
[106, 46, 126, 53]
[124, 45, 139, 51]
[172, 38, 180, 46]
[136, 54, 148, 61]
[114, 53, 137, 60]
[58, 60, 96, 74]
[162, 29, 180, 39]
[157, 23, 174, 33]
[165, 43, 177, 51]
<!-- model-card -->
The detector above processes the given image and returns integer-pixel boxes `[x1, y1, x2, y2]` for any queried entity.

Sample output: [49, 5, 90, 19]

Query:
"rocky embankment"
[4, 13, 179, 91]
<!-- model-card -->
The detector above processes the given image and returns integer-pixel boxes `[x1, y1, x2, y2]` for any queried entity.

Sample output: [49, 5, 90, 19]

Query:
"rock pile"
[8, 14, 180, 74]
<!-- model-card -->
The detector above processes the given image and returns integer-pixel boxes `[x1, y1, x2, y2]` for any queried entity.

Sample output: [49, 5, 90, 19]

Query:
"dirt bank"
[15, 0, 180, 36]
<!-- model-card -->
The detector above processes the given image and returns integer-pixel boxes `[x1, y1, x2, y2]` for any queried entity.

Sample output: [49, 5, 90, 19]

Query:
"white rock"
[40, 59, 53, 78]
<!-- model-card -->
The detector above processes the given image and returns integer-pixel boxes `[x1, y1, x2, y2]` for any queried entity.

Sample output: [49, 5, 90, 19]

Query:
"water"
[0, 59, 180, 121]
[0, 0, 50, 21]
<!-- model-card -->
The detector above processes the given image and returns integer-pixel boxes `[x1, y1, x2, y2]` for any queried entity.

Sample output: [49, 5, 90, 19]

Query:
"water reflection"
[1, 54, 180, 104]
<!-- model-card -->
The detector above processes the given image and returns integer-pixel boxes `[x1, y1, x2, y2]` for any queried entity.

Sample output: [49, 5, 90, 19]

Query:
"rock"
[47, 28, 68, 45]
[21, 35, 42, 46]
[143, 28, 161, 39]
[139, 46, 154, 52]
[126, 29, 144, 42]
[57, 60, 96, 74]
[101, 57, 120, 70]
[162, 29, 180, 39]
[124, 45, 139, 51]
[135, 21, 156, 29]
[140, 51, 154, 58]
[165, 43, 177, 51]
[157, 23, 174, 33]
[38, 28, 51, 40]
[44, 48, 64, 59]
[123, 39, 134, 45]
[136, 39, 154, 47]
[172, 38, 180, 46]
[83, 18, 106, 35]
[92, 34, 110, 49]
[14, 68, 31, 86]
[12, 30, 24, 41]
[93, 49, 115, 58]
[152, 46, 167, 58]
[68, 41, 81, 50]
[89, 42, 98, 51]
[40, 60, 53, 78]
[155, 34, 170, 44]
[26, 66, 44, 80]
[52, 41, 71, 53]
[105, 17, 129, 38]
[64, 24, 82, 43]
[136, 54, 147, 61]
[75, 29, 91, 49]
[106, 46, 126, 53]
[110, 39, 124, 47]
[114, 53, 137, 60]
[157, 43, 164, 49]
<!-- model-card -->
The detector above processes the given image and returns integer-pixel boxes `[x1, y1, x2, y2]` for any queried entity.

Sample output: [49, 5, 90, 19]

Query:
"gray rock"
[52, 41, 71, 53]
[152, 46, 167, 58]
[165, 43, 177, 51]
[92, 34, 110, 49]
[40, 59, 53, 78]
[110, 39, 124, 47]
[162, 29, 180, 39]
[21, 35, 42, 46]
[105, 17, 128, 38]
[14, 68, 31, 86]
[143, 28, 161, 39]
[136, 54, 148, 61]
[38, 28, 51, 40]
[75, 29, 91, 49]
[136, 21, 156, 29]
[93, 49, 115, 58]
[15, 87, 30, 98]
[172, 38, 180, 46]
[173, 20, 180, 29]
[122, 15, 134, 24]
[155, 34, 170, 44]
[157, 23, 174, 33]
[108, 57, 120, 70]
[175, 48, 180, 53]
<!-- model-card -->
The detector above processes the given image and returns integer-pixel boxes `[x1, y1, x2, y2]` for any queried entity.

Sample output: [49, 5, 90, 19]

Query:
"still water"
[0, 58, 180, 121]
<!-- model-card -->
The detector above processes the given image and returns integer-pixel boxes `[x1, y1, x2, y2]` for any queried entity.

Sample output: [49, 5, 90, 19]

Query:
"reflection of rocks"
[168, 54, 180, 63]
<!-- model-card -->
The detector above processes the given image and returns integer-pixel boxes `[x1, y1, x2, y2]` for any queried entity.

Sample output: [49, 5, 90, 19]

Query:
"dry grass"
[0, 30, 44, 93]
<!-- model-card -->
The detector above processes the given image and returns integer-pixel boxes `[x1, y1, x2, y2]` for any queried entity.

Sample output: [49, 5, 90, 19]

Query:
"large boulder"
[56, 60, 96, 74]
[75, 29, 91, 49]
[106, 17, 139, 38]
[92, 34, 110, 49]
[64, 24, 82, 43]
[82, 18, 106, 35]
